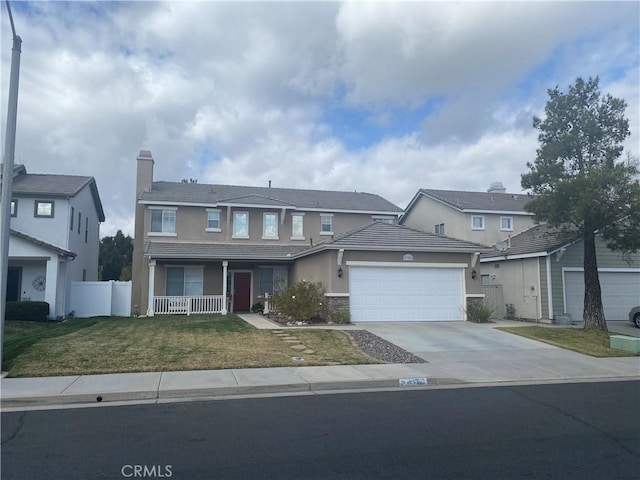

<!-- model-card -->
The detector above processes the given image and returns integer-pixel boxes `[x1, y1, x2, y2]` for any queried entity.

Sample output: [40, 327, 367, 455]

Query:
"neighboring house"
[400, 183, 536, 247]
[3, 164, 105, 318]
[132, 150, 490, 321]
[481, 224, 640, 322]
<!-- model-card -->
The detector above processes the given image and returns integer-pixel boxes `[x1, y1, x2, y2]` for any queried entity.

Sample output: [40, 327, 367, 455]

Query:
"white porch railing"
[153, 295, 225, 315]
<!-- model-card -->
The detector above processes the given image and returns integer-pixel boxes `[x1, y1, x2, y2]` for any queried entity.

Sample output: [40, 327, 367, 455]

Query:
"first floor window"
[500, 216, 513, 231]
[259, 267, 288, 295]
[471, 215, 485, 230]
[151, 208, 176, 233]
[234, 212, 249, 237]
[320, 214, 333, 234]
[435, 223, 445, 236]
[263, 213, 278, 239]
[166, 266, 203, 296]
[207, 210, 221, 230]
[35, 200, 54, 218]
[291, 214, 304, 239]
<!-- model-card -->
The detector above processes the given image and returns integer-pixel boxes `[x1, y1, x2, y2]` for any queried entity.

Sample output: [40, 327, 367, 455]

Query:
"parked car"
[630, 306, 640, 328]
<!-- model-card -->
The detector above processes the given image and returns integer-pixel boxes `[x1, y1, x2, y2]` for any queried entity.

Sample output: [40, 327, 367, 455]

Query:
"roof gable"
[9, 170, 105, 222]
[411, 188, 533, 214]
[300, 221, 490, 255]
[481, 224, 573, 259]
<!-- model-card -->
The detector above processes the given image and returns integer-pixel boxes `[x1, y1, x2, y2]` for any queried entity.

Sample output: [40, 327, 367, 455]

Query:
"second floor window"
[435, 223, 445, 236]
[150, 208, 176, 233]
[501, 216, 513, 231]
[206, 210, 221, 231]
[35, 200, 54, 218]
[320, 214, 333, 234]
[471, 215, 485, 230]
[10, 200, 17, 217]
[263, 213, 278, 239]
[291, 214, 304, 239]
[233, 212, 249, 237]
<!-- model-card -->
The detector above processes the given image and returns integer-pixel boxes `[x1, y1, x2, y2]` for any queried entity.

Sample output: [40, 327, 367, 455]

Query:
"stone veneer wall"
[325, 295, 350, 323]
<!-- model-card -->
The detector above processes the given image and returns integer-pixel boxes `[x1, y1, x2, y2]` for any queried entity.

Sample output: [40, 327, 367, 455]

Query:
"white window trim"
[371, 215, 394, 224]
[471, 215, 485, 231]
[500, 216, 514, 231]
[291, 213, 305, 240]
[206, 208, 221, 232]
[149, 206, 177, 235]
[232, 211, 250, 239]
[320, 213, 334, 236]
[262, 212, 279, 240]
[435, 223, 445, 236]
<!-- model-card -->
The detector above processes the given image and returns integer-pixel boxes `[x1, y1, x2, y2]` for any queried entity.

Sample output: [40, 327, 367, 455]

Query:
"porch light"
[337, 267, 343, 278]
[471, 269, 477, 280]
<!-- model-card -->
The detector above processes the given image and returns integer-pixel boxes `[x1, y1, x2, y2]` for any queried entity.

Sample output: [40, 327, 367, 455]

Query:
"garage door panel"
[564, 271, 640, 321]
[350, 266, 464, 322]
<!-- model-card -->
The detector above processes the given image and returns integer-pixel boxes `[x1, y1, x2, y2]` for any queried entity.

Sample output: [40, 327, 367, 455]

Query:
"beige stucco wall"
[293, 249, 482, 296]
[402, 195, 535, 245]
[483, 257, 542, 320]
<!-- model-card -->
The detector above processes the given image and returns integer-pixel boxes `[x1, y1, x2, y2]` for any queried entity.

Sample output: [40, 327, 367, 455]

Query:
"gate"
[481, 284, 504, 320]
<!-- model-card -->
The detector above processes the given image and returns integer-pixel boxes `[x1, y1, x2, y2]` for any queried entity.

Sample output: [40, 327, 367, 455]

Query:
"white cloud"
[1, 1, 637, 238]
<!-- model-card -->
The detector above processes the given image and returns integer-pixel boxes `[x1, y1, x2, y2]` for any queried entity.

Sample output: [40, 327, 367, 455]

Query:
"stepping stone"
[302, 349, 315, 354]
[291, 344, 307, 350]
[272, 330, 284, 334]
[283, 339, 300, 343]
[280, 336, 298, 341]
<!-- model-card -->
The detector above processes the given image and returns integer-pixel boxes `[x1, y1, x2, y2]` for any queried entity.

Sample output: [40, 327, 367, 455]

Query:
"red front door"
[233, 272, 251, 311]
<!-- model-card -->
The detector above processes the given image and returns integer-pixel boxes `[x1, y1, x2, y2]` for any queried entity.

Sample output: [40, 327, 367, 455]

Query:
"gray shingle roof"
[7, 168, 106, 222]
[419, 188, 533, 213]
[140, 181, 402, 214]
[481, 224, 572, 259]
[303, 221, 491, 255]
[146, 242, 309, 260]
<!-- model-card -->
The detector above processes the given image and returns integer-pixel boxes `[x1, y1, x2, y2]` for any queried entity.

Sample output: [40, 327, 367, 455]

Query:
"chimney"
[487, 181, 506, 194]
[136, 150, 154, 198]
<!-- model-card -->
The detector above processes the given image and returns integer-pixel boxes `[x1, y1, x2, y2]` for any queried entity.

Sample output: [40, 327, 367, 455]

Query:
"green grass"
[496, 326, 640, 357]
[2, 315, 377, 378]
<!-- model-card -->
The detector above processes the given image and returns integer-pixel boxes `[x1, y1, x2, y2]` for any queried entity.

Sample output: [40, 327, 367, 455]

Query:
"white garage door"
[564, 270, 640, 321]
[349, 266, 464, 322]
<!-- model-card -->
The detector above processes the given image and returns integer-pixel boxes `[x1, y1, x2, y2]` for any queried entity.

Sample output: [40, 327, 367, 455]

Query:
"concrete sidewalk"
[2, 354, 638, 410]
[2, 315, 639, 409]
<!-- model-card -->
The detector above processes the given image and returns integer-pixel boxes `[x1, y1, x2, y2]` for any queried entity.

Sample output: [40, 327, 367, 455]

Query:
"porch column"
[147, 259, 156, 317]
[44, 256, 59, 320]
[221, 261, 228, 314]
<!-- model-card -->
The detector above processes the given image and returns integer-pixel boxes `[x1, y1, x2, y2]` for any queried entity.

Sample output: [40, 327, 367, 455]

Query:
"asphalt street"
[2, 381, 639, 480]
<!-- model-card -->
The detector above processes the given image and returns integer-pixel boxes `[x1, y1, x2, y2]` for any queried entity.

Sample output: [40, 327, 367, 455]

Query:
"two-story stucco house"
[4, 164, 105, 318]
[400, 183, 536, 247]
[132, 151, 490, 322]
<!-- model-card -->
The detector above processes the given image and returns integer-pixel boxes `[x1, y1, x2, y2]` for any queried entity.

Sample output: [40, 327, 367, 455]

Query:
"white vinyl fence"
[70, 281, 132, 318]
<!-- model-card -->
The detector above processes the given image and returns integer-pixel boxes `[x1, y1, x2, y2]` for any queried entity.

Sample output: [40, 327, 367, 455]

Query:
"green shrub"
[466, 302, 494, 323]
[273, 281, 326, 322]
[5, 301, 50, 322]
[333, 311, 351, 324]
[251, 302, 264, 314]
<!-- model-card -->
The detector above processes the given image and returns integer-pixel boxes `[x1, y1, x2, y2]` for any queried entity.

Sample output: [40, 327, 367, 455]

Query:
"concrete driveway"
[358, 321, 640, 383]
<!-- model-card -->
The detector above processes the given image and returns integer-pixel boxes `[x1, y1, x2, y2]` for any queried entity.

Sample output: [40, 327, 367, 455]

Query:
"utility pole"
[0, 0, 22, 372]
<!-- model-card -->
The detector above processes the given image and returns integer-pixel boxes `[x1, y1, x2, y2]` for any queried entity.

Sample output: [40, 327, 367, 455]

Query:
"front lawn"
[496, 326, 640, 357]
[2, 315, 376, 377]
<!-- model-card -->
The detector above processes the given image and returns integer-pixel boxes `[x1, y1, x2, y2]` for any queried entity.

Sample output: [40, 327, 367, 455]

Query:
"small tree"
[522, 77, 640, 331]
[99, 230, 133, 281]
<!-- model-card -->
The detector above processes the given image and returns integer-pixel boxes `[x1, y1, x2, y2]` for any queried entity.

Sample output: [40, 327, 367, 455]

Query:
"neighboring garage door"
[349, 266, 464, 322]
[564, 270, 640, 321]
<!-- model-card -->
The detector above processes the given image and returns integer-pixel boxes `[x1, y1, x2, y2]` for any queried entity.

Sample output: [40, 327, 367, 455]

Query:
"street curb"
[0, 376, 466, 408]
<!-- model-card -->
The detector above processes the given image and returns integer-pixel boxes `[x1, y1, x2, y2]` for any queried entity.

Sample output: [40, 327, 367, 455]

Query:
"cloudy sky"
[2, 1, 638, 237]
